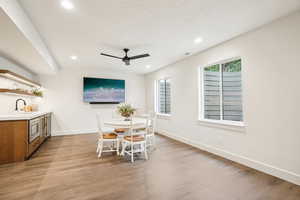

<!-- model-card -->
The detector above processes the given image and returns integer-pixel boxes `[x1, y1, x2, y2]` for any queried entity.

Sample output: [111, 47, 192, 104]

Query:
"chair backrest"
[127, 116, 135, 141]
[127, 116, 148, 138]
[147, 113, 156, 135]
[96, 113, 105, 137]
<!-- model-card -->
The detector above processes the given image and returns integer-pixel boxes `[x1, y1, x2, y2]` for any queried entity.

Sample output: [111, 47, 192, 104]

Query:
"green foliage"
[205, 59, 241, 72]
[117, 103, 136, 118]
[205, 64, 219, 72]
[223, 59, 241, 72]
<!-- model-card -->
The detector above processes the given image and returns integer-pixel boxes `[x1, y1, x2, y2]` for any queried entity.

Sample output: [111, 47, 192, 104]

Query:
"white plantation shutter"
[203, 65, 221, 120]
[203, 59, 243, 122]
[222, 60, 243, 121]
[158, 79, 171, 114]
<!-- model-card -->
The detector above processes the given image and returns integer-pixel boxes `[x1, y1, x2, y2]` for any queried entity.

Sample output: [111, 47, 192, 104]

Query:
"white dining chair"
[121, 117, 148, 163]
[136, 115, 156, 150]
[145, 113, 157, 149]
[96, 114, 119, 157]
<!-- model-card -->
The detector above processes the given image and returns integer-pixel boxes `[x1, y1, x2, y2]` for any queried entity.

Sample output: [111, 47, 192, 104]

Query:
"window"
[202, 59, 243, 122]
[156, 79, 171, 115]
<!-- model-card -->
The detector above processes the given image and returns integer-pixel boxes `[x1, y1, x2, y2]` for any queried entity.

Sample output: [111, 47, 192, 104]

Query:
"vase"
[121, 114, 131, 121]
[124, 117, 131, 121]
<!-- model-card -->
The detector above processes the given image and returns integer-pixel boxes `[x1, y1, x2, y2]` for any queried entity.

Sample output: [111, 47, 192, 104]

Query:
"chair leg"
[144, 142, 148, 160]
[116, 140, 119, 155]
[98, 141, 103, 158]
[111, 141, 114, 151]
[96, 141, 100, 153]
[145, 136, 149, 147]
[146, 135, 154, 150]
[121, 142, 126, 156]
[131, 143, 134, 163]
[152, 134, 156, 149]
[131, 152, 134, 163]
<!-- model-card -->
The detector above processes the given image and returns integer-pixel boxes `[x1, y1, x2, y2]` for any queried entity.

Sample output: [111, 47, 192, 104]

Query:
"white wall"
[0, 57, 39, 114]
[145, 11, 300, 185]
[39, 67, 146, 136]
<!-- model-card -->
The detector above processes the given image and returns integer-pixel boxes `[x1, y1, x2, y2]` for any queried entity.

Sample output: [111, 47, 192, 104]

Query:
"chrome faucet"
[15, 98, 27, 111]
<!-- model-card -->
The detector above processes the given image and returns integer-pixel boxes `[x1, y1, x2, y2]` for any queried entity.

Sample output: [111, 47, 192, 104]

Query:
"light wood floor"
[0, 134, 299, 200]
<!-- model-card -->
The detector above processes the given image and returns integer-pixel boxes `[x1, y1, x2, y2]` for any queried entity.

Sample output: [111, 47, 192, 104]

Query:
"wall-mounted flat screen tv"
[83, 77, 125, 104]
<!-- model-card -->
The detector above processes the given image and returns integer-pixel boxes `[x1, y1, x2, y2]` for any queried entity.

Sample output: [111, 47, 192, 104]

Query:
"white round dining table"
[104, 118, 147, 129]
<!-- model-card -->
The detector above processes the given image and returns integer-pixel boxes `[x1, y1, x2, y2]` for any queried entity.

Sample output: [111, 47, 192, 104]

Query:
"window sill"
[156, 113, 171, 120]
[197, 119, 246, 132]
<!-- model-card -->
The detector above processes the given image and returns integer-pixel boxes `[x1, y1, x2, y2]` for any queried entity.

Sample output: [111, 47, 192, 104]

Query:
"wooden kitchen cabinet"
[0, 113, 51, 165]
[0, 120, 28, 164]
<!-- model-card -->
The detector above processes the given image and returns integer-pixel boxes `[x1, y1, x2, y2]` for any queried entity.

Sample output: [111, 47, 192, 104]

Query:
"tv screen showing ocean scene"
[83, 77, 125, 103]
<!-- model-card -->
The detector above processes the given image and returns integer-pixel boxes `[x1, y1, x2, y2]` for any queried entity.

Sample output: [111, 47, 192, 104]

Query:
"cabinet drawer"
[28, 137, 41, 156]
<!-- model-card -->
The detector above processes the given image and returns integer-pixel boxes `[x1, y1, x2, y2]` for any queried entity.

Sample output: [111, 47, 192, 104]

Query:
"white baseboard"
[157, 129, 300, 186]
[52, 129, 97, 136]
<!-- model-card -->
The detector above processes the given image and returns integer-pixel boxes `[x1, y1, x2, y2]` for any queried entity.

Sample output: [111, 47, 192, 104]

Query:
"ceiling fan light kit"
[100, 48, 150, 66]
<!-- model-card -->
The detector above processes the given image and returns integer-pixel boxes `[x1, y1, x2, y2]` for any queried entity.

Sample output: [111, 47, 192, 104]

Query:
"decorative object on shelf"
[117, 103, 136, 121]
[31, 88, 43, 97]
[0, 70, 43, 97]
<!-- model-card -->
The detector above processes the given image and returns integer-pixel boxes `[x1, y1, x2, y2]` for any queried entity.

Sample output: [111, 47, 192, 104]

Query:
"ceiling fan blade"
[129, 54, 150, 60]
[100, 53, 122, 59]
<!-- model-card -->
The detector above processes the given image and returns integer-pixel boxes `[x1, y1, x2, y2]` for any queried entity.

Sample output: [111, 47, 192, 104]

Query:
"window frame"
[199, 57, 244, 127]
[155, 78, 171, 116]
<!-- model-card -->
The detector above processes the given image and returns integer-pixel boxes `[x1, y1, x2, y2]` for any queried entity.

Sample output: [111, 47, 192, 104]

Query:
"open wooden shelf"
[0, 70, 41, 88]
[0, 89, 38, 97]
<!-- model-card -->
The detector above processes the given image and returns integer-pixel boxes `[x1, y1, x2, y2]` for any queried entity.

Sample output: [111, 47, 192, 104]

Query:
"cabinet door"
[40, 116, 46, 142]
[0, 121, 28, 164]
[46, 114, 51, 137]
[43, 116, 48, 139]
[28, 137, 40, 157]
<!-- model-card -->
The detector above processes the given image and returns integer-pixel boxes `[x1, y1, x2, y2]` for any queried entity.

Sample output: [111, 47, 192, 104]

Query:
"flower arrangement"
[117, 103, 136, 120]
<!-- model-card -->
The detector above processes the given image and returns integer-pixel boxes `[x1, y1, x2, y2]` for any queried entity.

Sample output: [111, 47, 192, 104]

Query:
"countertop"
[0, 111, 51, 121]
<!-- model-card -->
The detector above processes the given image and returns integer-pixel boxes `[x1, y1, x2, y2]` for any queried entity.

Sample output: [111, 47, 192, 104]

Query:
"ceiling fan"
[100, 48, 150, 66]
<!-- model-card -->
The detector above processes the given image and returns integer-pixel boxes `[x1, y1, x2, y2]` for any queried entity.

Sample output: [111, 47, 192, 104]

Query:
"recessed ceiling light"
[194, 37, 203, 44]
[146, 65, 151, 69]
[61, 0, 74, 10]
[70, 55, 77, 60]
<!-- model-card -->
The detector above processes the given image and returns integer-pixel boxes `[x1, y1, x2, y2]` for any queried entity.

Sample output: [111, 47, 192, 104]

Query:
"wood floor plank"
[0, 133, 299, 200]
